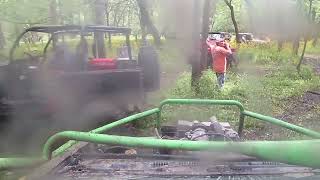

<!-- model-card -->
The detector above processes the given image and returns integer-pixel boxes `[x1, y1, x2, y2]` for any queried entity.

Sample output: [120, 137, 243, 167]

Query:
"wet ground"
[245, 55, 320, 140]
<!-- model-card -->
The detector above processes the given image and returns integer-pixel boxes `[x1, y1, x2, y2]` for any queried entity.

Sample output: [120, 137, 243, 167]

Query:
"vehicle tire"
[138, 45, 160, 92]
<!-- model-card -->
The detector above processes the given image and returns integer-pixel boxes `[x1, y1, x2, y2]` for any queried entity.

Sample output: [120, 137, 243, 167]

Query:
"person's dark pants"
[216, 73, 225, 89]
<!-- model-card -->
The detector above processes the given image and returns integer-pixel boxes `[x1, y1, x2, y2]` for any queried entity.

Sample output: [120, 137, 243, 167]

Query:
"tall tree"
[106, 0, 112, 47]
[93, 0, 106, 58]
[49, 0, 59, 24]
[49, 0, 59, 47]
[200, 0, 213, 71]
[136, 0, 161, 46]
[191, 0, 201, 88]
[297, 0, 314, 73]
[311, 8, 318, 46]
[224, 0, 240, 43]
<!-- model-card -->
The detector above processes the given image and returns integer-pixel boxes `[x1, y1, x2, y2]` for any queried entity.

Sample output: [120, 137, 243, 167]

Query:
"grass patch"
[305, 40, 320, 55]
[237, 42, 299, 65]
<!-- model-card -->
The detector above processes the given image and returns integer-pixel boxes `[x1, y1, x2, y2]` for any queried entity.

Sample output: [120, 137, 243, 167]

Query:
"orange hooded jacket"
[211, 45, 232, 73]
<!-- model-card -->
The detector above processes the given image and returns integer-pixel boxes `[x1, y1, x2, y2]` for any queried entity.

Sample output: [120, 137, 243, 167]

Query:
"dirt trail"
[245, 55, 320, 140]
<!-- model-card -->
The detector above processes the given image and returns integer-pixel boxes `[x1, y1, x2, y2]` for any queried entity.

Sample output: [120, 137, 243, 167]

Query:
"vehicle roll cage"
[1, 99, 320, 170]
[9, 25, 133, 61]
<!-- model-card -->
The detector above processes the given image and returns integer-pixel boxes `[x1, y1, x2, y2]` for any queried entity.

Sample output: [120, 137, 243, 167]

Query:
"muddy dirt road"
[245, 55, 320, 140]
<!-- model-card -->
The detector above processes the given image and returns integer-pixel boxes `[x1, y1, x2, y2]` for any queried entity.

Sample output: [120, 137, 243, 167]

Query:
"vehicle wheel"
[138, 45, 160, 92]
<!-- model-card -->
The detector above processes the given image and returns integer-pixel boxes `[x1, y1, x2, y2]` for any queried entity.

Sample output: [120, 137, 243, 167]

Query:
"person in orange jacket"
[211, 39, 232, 89]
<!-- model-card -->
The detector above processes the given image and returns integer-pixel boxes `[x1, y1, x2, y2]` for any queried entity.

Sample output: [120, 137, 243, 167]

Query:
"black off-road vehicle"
[0, 25, 160, 126]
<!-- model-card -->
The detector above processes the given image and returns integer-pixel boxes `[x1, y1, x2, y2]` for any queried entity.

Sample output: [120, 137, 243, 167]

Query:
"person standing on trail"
[211, 39, 232, 89]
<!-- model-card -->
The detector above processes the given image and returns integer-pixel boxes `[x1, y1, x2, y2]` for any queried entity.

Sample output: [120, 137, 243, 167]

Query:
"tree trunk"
[311, 9, 318, 47]
[49, 0, 58, 24]
[49, 0, 59, 47]
[93, 0, 106, 58]
[209, 4, 217, 32]
[312, 37, 318, 47]
[292, 38, 300, 56]
[14, 25, 21, 47]
[127, 9, 131, 27]
[224, 0, 240, 43]
[136, 0, 161, 46]
[277, 40, 284, 52]
[0, 23, 6, 49]
[191, 0, 201, 88]
[297, 38, 307, 73]
[139, 12, 147, 44]
[122, 10, 126, 27]
[230, 6, 240, 43]
[200, 0, 212, 71]
[106, 11, 112, 48]
[297, 0, 313, 73]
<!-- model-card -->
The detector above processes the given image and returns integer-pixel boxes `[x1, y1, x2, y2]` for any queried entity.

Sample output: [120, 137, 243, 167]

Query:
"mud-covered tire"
[138, 46, 160, 92]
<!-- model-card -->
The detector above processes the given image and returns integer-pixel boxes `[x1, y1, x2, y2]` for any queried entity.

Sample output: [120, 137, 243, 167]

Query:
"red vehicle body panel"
[88, 58, 117, 70]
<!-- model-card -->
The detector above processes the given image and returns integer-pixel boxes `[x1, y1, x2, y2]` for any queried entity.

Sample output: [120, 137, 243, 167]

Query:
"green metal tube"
[243, 110, 320, 138]
[91, 108, 160, 134]
[159, 99, 245, 112]
[52, 108, 160, 157]
[0, 108, 161, 170]
[158, 99, 245, 132]
[52, 140, 77, 157]
[43, 131, 320, 168]
[0, 157, 45, 170]
[4, 99, 320, 171]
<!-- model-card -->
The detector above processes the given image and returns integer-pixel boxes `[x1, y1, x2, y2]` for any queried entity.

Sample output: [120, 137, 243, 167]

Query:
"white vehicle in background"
[239, 33, 270, 44]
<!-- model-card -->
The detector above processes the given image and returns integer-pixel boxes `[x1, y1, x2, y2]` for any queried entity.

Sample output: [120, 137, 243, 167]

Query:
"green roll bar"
[157, 99, 320, 138]
[43, 131, 320, 168]
[158, 99, 245, 135]
[1, 99, 320, 170]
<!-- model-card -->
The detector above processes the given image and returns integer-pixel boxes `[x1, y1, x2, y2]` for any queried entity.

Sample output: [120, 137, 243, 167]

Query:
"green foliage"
[263, 65, 318, 101]
[213, 0, 248, 32]
[305, 40, 320, 55]
[160, 41, 319, 132]
[237, 42, 299, 65]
